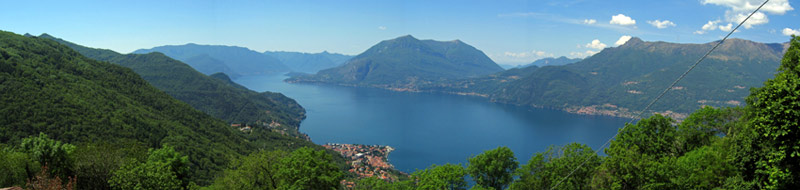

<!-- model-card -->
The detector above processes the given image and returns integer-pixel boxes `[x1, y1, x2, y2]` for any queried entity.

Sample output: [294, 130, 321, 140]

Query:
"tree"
[353, 177, 392, 190]
[276, 147, 343, 190]
[745, 35, 800, 189]
[0, 146, 37, 187]
[467, 146, 518, 190]
[512, 143, 599, 190]
[108, 145, 190, 190]
[20, 133, 75, 181]
[593, 114, 676, 189]
[209, 150, 288, 190]
[73, 142, 146, 190]
[412, 163, 468, 190]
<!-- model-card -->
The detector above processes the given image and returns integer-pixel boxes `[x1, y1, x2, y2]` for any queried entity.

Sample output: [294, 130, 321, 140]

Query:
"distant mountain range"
[133, 43, 288, 76]
[499, 56, 583, 69]
[419, 37, 788, 118]
[287, 35, 504, 89]
[265, 51, 352, 74]
[134, 44, 352, 77]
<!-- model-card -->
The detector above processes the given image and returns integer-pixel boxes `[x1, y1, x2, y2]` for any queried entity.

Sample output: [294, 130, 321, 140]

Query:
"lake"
[234, 74, 629, 173]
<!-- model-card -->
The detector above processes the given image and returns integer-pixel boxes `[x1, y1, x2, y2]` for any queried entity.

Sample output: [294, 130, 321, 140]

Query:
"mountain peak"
[394, 35, 418, 41]
[622, 37, 644, 46]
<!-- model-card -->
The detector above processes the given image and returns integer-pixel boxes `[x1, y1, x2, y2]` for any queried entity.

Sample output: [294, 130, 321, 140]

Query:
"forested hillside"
[40, 34, 306, 136]
[420, 37, 787, 118]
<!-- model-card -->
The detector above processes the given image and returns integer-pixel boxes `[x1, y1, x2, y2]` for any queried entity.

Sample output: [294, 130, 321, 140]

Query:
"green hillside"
[420, 37, 786, 118]
[287, 35, 504, 89]
[40, 34, 306, 133]
[0, 30, 249, 184]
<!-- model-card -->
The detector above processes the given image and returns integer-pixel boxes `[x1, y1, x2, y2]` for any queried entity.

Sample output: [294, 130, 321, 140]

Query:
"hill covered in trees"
[39, 34, 307, 136]
[0, 31, 341, 188]
[419, 37, 787, 119]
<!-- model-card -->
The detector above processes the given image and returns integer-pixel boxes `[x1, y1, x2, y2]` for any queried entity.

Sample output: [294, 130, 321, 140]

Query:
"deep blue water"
[234, 74, 628, 173]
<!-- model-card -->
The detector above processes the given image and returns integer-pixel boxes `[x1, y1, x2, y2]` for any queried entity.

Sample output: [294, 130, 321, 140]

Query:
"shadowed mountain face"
[287, 35, 504, 88]
[134, 43, 289, 76]
[264, 51, 353, 74]
[417, 37, 788, 118]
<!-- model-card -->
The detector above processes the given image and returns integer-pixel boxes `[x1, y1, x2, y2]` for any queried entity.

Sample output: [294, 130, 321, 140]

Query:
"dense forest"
[2, 29, 799, 189]
[0, 30, 341, 188]
[38, 34, 306, 131]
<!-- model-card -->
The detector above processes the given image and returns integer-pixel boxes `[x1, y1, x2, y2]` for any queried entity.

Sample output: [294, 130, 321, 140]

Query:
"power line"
[549, 0, 771, 189]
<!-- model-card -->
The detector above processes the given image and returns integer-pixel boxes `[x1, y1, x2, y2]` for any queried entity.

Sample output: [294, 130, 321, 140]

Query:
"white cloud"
[696, 20, 732, 34]
[719, 23, 734, 31]
[609, 14, 636, 26]
[615, 36, 633, 46]
[570, 50, 599, 58]
[583, 19, 597, 24]
[378, 26, 387, 30]
[702, 20, 720, 30]
[783, 28, 800, 36]
[647, 20, 676, 29]
[493, 50, 555, 64]
[701, 0, 793, 29]
[702, 0, 793, 15]
[585, 39, 607, 50]
[729, 11, 768, 29]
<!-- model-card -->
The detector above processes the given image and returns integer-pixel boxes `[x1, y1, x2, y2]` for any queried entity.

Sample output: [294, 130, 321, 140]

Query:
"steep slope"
[0, 30, 248, 184]
[287, 35, 503, 89]
[41, 34, 306, 131]
[265, 51, 353, 74]
[422, 37, 786, 118]
[133, 43, 289, 76]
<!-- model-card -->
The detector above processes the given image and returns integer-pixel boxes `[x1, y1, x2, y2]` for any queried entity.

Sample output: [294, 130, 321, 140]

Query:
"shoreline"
[285, 79, 689, 120]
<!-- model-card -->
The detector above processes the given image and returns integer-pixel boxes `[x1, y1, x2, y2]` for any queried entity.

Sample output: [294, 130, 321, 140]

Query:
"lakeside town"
[324, 143, 406, 187]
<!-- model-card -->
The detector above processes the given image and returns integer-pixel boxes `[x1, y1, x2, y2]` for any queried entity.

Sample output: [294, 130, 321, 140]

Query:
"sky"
[1, 0, 797, 65]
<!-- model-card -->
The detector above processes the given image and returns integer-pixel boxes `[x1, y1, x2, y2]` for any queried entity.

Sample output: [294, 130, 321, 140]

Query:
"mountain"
[265, 51, 353, 74]
[1, 30, 253, 184]
[133, 43, 289, 76]
[526, 56, 582, 67]
[420, 37, 787, 118]
[287, 35, 504, 89]
[182, 53, 239, 77]
[499, 56, 582, 70]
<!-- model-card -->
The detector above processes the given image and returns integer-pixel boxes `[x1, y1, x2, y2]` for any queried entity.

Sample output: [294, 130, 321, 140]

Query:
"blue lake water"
[234, 74, 628, 173]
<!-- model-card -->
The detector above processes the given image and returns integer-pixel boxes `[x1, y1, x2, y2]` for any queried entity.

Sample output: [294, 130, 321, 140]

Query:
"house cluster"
[324, 143, 401, 182]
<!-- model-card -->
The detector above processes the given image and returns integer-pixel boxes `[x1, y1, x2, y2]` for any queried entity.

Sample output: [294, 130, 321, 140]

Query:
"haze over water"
[235, 74, 628, 173]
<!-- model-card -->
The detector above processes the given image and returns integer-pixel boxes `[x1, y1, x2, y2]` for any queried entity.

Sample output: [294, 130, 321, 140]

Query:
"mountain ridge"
[134, 43, 289, 76]
[417, 37, 789, 119]
[287, 35, 504, 88]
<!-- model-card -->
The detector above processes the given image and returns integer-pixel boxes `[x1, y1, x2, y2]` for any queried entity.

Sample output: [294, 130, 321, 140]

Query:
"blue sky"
[1, 0, 797, 65]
